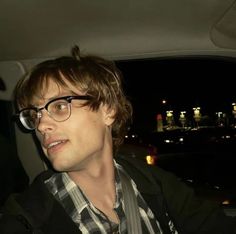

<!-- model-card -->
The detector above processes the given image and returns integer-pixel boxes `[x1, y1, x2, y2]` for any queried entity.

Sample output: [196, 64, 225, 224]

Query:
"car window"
[116, 56, 236, 207]
[117, 56, 235, 133]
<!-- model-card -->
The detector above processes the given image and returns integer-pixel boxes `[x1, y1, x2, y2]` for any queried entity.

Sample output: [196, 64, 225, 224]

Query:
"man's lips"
[43, 139, 68, 149]
[45, 140, 68, 155]
[47, 140, 66, 149]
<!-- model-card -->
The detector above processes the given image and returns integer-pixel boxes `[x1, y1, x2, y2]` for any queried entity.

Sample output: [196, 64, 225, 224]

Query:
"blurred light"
[166, 110, 173, 117]
[146, 155, 155, 165]
[221, 135, 231, 139]
[232, 103, 236, 112]
[156, 114, 162, 120]
[222, 200, 230, 205]
[179, 137, 184, 142]
[180, 111, 186, 118]
[193, 107, 201, 117]
[186, 179, 193, 183]
[216, 111, 223, 117]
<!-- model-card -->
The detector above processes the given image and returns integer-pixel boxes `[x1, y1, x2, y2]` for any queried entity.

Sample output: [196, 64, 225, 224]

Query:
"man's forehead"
[31, 81, 60, 103]
[31, 80, 82, 107]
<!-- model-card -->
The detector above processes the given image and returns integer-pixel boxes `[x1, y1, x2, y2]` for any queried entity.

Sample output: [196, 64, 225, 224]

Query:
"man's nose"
[36, 110, 56, 133]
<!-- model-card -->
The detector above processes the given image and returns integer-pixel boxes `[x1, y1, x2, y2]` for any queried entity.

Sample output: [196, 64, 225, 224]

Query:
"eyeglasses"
[18, 95, 91, 130]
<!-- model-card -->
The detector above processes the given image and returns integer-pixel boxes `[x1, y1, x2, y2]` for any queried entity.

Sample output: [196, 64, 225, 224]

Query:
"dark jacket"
[0, 156, 236, 234]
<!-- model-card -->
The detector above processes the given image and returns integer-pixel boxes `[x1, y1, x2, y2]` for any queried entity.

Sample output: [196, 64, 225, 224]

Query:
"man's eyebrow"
[31, 93, 74, 108]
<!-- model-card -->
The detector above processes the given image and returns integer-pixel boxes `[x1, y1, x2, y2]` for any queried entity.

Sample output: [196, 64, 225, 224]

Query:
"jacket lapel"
[16, 170, 81, 234]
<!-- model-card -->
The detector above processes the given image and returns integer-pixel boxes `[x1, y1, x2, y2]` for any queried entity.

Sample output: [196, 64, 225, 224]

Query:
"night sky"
[116, 57, 236, 132]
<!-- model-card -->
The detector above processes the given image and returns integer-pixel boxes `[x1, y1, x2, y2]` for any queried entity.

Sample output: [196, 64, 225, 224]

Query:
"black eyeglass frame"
[17, 95, 92, 130]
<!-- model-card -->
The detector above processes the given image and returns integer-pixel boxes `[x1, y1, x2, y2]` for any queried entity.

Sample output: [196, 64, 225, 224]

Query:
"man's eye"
[53, 102, 68, 112]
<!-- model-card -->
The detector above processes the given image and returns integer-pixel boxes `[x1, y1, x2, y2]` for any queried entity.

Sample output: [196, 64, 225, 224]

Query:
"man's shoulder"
[116, 154, 176, 180]
[20, 170, 55, 197]
[2, 170, 56, 218]
[116, 154, 188, 194]
[0, 170, 62, 232]
[0, 170, 79, 234]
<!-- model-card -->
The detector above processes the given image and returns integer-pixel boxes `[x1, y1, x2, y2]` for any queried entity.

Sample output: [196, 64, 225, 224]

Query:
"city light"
[146, 155, 156, 165]
[162, 99, 167, 104]
[193, 107, 201, 128]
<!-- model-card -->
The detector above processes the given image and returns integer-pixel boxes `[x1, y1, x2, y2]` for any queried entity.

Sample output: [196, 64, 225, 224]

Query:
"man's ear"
[102, 104, 116, 126]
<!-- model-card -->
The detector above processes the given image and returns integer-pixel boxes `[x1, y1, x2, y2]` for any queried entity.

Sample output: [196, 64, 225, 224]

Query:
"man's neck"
[67, 155, 118, 223]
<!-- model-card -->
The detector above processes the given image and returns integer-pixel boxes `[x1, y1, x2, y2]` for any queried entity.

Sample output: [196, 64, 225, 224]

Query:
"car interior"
[0, 0, 236, 213]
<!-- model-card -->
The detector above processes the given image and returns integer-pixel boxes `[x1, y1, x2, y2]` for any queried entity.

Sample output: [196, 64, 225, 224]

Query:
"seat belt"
[119, 169, 142, 234]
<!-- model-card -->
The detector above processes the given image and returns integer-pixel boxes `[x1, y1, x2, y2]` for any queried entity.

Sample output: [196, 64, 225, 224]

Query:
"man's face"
[34, 79, 114, 172]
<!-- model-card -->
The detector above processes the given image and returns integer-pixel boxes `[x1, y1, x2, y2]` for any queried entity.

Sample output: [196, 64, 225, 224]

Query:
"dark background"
[116, 56, 236, 133]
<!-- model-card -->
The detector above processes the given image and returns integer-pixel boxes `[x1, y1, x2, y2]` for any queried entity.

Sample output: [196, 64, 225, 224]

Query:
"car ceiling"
[0, 0, 236, 61]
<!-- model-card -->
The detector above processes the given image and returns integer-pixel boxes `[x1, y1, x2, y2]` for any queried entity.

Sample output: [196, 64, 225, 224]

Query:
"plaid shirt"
[45, 161, 167, 233]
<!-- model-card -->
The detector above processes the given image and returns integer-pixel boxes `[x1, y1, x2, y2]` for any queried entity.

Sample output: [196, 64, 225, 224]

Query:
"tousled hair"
[15, 46, 132, 153]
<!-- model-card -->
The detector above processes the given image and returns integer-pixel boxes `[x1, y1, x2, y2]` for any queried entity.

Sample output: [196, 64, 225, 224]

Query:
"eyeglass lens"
[20, 99, 71, 130]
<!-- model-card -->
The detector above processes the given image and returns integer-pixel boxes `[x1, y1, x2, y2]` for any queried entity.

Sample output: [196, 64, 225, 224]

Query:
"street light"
[193, 107, 201, 128]
[232, 103, 236, 127]
[166, 110, 174, 129]
[179, 111, 186, 128]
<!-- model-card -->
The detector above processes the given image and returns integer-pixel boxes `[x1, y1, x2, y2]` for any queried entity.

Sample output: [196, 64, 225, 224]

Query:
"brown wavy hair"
[15, 46, 133, 153]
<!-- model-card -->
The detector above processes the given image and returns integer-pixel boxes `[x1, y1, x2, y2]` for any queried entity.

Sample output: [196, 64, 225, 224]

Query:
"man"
[0, 46, 235, 233]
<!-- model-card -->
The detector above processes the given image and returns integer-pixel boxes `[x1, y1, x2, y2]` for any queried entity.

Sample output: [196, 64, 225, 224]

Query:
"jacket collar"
[115, 155, 161, 195]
